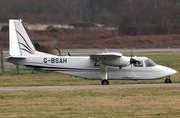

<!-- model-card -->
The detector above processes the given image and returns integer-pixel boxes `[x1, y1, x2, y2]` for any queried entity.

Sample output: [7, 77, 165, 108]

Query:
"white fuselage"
[6, 51, 177, 80]
[7, 19, 177, 85]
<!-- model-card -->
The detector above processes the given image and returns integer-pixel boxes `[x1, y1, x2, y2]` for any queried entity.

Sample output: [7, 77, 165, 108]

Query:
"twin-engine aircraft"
[6, 19, 177, 85]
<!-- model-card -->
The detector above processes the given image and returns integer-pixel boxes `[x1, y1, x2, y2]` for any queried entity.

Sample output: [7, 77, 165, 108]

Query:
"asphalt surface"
[3, 48, 180, 56]
[2, 49, 180, 91]
[0, 83, 180, 91]
[55, 49, 180, 55]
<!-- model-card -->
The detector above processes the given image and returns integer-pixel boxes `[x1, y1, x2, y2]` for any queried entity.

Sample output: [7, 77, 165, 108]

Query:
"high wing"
[90, 52, 129, 67]
[90, 52, 122, 59]
[90, 52, 130, 84]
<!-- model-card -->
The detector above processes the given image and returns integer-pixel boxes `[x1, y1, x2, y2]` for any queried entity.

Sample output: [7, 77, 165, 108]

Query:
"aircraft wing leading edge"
[90, 52, 122, 59]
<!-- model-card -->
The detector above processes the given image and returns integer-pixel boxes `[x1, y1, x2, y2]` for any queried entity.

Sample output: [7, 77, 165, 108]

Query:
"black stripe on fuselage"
[24, 65, 98, 71]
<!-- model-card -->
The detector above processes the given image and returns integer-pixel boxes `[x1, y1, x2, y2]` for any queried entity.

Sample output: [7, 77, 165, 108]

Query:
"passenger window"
[134, 61, 143, 67]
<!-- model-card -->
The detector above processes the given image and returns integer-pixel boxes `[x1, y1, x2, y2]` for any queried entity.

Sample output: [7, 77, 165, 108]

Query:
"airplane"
[6, 19, 177, 85]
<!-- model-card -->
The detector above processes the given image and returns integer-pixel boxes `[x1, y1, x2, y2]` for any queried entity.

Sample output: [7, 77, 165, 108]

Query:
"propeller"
[105, 47, 109, 53]
[130, 47, 138, 76]
[130, 47, 138, 65]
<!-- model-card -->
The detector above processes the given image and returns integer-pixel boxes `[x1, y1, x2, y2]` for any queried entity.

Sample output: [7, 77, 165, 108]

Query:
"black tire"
[165, 78, 172, 83]
[101, 80, 109, 85]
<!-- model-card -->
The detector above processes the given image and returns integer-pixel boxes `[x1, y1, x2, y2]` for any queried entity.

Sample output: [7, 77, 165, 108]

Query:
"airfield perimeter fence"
[0, 56, 51, 75]
[0, 49, 62, 75]
[0, 58, 42, 75]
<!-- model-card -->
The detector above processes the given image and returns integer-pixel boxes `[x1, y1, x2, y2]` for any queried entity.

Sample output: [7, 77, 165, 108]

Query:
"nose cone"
[166, 67, 177, 75]
[157, 65, 177, 77]
[160, 65, 177, 76]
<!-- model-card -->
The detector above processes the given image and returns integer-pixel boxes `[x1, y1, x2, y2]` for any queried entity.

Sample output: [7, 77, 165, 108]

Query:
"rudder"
[9, 19, 35, 56]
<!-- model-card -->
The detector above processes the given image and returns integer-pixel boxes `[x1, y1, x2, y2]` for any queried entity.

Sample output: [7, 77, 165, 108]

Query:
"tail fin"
[9, 19, 36, 56]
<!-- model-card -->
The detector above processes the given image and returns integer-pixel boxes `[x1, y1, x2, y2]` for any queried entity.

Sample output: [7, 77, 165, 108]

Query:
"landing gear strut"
[101, 80, 109, 85]
[165, 76, 172, 83]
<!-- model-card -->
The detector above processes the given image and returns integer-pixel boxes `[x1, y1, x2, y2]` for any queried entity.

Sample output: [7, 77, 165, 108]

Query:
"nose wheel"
[101, 80, 109, 85]
[165, 76, 172, 83]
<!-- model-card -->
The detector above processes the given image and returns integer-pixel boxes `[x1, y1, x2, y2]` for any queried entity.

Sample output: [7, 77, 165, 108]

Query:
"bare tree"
[152, 2, 180, 34]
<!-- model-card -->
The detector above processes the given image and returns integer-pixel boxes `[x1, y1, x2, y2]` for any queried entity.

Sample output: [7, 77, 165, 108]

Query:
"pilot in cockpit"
[134, 61, 143, 67]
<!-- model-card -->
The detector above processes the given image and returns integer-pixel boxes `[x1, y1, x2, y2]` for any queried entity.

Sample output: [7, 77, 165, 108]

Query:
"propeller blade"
[130, 47, 133, 64]
[105, 47, 109, 53]
[130, 47, 136, 76]
[131, 47, 132, 59]
[130, 47, 138, 64]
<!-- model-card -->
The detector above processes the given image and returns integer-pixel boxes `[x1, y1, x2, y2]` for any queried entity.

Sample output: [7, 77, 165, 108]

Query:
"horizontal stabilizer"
[5, 56, 27, 59]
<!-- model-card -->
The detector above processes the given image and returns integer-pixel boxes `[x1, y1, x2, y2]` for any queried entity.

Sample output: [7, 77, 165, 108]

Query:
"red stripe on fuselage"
[47, 69, 97, 72]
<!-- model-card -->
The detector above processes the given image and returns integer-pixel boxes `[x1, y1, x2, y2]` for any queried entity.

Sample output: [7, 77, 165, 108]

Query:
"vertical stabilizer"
[9, 19, 35, 56]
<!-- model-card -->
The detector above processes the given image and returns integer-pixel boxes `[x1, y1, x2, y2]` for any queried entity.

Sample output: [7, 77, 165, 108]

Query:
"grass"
[0, 51, 180, 87]
[0, 51, 180, 117]
[1, 88, 180, 117]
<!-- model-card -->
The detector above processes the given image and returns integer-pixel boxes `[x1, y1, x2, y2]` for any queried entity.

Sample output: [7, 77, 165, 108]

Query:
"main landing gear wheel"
[165, 76, 172, 83]
[101, 80, 109, 85]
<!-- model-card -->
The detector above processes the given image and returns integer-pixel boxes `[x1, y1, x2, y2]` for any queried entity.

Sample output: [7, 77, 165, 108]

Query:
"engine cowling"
[98, 56, 130, 67]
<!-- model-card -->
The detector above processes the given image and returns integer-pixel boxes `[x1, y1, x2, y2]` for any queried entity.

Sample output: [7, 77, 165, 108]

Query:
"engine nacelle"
[99, 56, 130, 67]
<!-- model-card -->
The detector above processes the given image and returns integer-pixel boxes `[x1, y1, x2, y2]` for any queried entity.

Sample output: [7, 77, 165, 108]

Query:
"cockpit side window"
[134, 61, 143, 67]
[145, 59, 156, 67]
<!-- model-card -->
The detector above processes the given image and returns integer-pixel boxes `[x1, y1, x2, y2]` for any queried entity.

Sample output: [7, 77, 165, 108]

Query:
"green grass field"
[0, 52, 180, 86]
[0, 51, 180, 117]
[1, 88, 180, 117]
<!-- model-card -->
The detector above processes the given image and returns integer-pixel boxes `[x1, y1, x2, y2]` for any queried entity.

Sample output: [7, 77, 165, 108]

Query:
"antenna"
[19, 18, 22, 22]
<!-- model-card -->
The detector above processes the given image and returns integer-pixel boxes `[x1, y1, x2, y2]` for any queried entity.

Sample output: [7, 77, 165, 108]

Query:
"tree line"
[0, 0, 180, 35]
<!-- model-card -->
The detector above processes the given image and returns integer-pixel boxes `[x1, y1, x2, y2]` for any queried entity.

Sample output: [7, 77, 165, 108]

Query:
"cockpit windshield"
[145, 59, 157, 67]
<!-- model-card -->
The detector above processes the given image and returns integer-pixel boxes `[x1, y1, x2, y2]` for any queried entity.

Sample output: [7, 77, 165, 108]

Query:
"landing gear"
[101, 80, 109, 85]
[165, 76, 172, 83]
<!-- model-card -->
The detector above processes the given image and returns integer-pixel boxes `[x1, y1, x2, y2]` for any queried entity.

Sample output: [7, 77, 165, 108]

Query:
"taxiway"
[0, 83, 180, 91]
